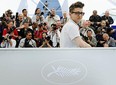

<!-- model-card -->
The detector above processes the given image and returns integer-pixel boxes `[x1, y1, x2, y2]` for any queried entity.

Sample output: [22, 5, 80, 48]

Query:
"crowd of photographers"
[0, 8, 116, 48]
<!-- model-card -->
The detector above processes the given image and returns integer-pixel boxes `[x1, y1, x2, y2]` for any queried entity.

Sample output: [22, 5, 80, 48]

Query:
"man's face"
[26, 32, 32, 40]
[56, 21, 62, 28]
[23, 10, 27, 16]
[18, 14, 23, 21]
[36, 9, 41, 14]
[101, 21, 106, 27]
[8, 22, 13, 28]
[70, 8, 84, 23]
[93, 10, 97, 15]
[105, 11, 109, 17]
[51, 9, 55, 16]
[87, 31, 92, 37]
[103, 34, 109, 41]
[24, 23, 29, 28]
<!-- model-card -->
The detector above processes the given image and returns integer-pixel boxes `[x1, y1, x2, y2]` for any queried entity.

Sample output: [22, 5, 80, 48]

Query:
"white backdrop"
[0, 0, 116, 20]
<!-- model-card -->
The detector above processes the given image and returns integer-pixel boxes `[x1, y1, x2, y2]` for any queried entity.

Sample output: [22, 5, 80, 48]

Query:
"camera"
[47, 12, 54, 18]
[51, 24, 57, 30]
[3, 34, 12, 41]
[0, 13, 6, 21]
[7, 10, 13, 14]
[6, 35, 12, 40]
[37, 12, 44, 17]
[80, 33, 88, 42]
[45, 36, 50, 41]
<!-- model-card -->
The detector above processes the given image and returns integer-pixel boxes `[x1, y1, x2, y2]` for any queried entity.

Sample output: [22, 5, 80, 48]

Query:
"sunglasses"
[72, 12, 85, 15]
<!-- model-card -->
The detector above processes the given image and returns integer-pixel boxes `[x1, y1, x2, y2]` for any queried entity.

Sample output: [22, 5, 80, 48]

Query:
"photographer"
[15, 13, 24, 28]
[5, 9, 15, 21]
[32, 8, 45, 24]
[86, 30, 97, 47]
[2, 20, 18, 40]
[19, 21, 34, 39]
[46, 9, 60, 28]
[48, 23, 60, 47]
[22, 9, 32, 26]
[18, 31, 36, 48]
[101, 11, 114, 27]
[39, 32, 53, 48]
[97, 33, 116, 47]
[0, 34, 16, 48]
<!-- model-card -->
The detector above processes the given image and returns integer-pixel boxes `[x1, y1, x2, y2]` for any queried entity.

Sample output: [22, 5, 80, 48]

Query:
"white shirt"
[48, 29, 60, 47]
[45, 15, 60, 27]
[60, 19, 80, 48]
[32, 15, 45, 24]
[1, 39, 16, 48]
[18, 38, 36, 48]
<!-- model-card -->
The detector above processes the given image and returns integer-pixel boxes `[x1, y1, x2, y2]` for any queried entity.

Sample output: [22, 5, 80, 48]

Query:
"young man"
[60, 1, 91, 48]
[19, 31, 36, 48]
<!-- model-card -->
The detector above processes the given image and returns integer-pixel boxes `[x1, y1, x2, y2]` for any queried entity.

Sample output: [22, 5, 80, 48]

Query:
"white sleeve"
[10, 39, 16, 48]
[54, 15, 60, 21]
[0, 42, 6, 48]
[45, 16, 49, 23]
[67, 24, 80, 40]
[32, 15, 36, 23]
[18, 39, 25, 48]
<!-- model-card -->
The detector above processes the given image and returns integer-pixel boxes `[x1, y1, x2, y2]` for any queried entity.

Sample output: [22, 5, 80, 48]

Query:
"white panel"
[0, 48, 116, 85]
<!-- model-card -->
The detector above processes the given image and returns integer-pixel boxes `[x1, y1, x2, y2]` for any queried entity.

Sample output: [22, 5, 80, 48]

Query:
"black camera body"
[7, 35, 12, 40]
[51, 24, 57, 30]
[50, 14, 54, 18]
[47, 12, 54, 18]
[4, 27, 15, 40]
[3, 34, 12, 41]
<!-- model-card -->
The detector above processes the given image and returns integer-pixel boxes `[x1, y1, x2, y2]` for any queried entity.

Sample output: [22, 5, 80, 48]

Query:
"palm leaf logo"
[47, 65, 81, 78]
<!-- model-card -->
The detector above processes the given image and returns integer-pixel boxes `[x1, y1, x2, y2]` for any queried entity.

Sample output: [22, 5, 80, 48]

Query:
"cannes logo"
[47, 65, 81, 78]
[41, 60, 87, 84]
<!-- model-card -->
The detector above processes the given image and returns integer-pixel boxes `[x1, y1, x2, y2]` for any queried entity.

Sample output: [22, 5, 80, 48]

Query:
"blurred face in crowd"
[70, 8, 84, 24]
[93, 10, 97, 16]
[105, 11, 109, 17]
[26, 32, 32, 40]
[82, 21, 89, 28]
[36, 8, 41, 14]
[86, 20, 91, 26]
[101, 20, 106, 27]
[43, 23, 48, 30]
[56, 20, 62, 28]
[18, 14, 23, 21]
[87, 30, 92, 37]
[7, 21, 13, 29]
[32, 22, 38, 29]
[6, 10, 12, 17]
[24, 22, 29, 29]
[42, 32, 47, 38]
[63, 12, 67, 18]
[51, 9, 56, 16]
[38, 24, 43, 31]
[23, 10, 27, 16]
[103, 33, 109, 41]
